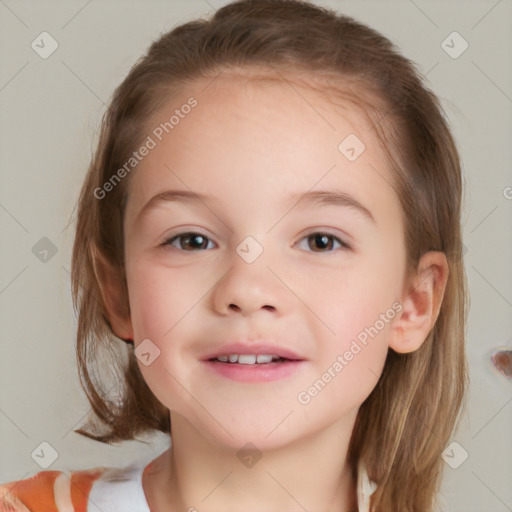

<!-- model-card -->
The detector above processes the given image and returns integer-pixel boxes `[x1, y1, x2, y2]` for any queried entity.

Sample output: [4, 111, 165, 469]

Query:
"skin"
[97, 68, 449, 512]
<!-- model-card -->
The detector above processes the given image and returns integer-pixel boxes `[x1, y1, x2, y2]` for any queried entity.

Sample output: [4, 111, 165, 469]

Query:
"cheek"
[126, 256, 207, 340]
[298, 289, 393, 414]
[325, 295, 392, 390]
[302, 248, 402, 393]
[124, 260, 198, 411]
[310, 257, 402, 345]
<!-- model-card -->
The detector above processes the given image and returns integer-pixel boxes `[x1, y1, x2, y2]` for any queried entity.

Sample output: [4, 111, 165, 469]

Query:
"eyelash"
[162, 231, 352, 252]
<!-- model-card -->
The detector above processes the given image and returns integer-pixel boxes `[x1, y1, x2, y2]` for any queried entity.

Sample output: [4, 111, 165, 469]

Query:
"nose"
[211, 246, 290, 317]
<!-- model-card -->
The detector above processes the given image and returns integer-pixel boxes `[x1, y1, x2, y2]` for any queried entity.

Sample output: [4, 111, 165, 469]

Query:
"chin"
[190, 410, 313, 453]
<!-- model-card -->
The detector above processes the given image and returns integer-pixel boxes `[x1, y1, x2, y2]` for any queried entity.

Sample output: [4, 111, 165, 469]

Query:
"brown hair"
[70, 1, 469, 510]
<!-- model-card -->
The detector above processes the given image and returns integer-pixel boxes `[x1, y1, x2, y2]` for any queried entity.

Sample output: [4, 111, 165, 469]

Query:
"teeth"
[215, 354, 281, 364]
[238, 354, 256, 364]
[256, 354, 273, 363]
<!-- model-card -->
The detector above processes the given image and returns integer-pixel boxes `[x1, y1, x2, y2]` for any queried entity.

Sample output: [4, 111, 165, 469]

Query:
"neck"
[144, 411, 359, 512]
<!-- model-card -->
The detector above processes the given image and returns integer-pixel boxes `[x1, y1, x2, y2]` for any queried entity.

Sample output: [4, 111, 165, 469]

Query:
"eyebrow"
[288, 190, 375, 223]
[136, 189, 375, 224]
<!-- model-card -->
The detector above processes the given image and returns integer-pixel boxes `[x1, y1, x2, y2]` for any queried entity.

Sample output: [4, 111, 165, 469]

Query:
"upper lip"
[202, 342, 304, 361]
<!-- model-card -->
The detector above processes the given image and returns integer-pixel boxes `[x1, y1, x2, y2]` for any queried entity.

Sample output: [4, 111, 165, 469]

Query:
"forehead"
[124, 68, 399, 228]
[185, 68, 380, 147]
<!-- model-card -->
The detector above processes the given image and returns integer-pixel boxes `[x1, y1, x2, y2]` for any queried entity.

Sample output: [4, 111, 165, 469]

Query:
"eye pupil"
[184, 234, 207, 250]
[310, 234, 333, 251]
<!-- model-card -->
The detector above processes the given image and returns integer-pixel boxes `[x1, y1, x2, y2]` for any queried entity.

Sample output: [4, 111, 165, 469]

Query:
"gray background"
[1, 1, 511, 510]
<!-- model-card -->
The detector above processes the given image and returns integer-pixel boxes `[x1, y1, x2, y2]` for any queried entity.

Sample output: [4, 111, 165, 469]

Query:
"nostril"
[227, 304, 275, 312]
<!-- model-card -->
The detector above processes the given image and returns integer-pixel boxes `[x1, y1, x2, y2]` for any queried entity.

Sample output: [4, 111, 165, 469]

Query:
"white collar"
[88, 463, 150, 512]
[357, 457, 378, 512]
[88, 456, 377, 512]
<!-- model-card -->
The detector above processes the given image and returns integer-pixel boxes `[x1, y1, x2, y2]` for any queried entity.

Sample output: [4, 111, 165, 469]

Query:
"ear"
[92, 247, 134, 342]
[389, 251, 449, 354]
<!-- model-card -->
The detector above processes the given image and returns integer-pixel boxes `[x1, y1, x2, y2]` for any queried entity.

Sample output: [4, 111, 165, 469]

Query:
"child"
[0, 0, 469, 510]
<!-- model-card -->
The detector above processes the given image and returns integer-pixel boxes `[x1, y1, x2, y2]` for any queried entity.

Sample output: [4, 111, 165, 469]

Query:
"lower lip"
[203, 360, 304, 382]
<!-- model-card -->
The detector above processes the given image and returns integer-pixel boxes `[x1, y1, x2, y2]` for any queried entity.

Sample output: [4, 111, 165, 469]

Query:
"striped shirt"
[0, 454, 376, 511]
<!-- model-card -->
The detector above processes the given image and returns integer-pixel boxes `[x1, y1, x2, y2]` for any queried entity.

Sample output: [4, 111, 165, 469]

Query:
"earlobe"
[92, 246, 134, 341]
[388, 251, 449, 354]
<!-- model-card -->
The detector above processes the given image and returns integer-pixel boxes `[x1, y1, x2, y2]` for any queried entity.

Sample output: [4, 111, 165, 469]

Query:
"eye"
[163, 232, 215, 251]
[297, 232, 351, 252]
[162, 231, 349, 252]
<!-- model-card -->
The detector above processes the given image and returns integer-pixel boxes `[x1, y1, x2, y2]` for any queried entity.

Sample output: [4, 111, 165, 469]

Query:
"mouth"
[202, 343, 305, 382]
[208, 354, 293, 365]
[201, 342, 304, 363]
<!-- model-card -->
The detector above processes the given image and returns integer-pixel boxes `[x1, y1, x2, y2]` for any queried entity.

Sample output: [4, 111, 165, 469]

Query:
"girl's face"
[121, 72, 407, 449]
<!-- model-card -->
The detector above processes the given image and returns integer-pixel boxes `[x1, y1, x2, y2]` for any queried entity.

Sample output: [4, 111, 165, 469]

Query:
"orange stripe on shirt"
[0, 468, 105, 512]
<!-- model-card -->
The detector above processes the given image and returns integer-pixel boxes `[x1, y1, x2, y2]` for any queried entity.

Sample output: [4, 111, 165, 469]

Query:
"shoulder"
[0, 467, 105, 512]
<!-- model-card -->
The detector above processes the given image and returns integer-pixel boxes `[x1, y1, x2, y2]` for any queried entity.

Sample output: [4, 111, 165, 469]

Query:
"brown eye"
[309, 234, 334, 251]
[300, 232, 350, 252]
[165, 233, 214, 251]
